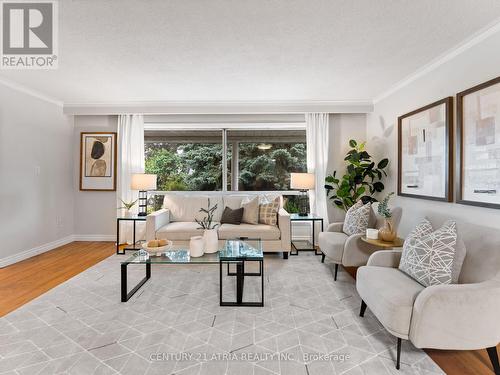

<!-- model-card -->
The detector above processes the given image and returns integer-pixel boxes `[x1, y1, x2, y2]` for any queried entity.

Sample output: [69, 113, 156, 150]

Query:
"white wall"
[367, 29, 500, 236]
[73, 115, 118, 239]
[0, 85, 74, 266]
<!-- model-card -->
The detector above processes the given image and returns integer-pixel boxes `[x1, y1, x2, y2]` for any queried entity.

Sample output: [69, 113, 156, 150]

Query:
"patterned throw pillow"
[259, 197, 280, 226]
[399, 220, 458, 287]
[343, 201, 372, 236]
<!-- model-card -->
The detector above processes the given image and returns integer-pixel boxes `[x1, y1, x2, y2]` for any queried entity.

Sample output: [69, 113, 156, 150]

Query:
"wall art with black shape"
[80, 132, 117, 191]
[398, 97, 453, 202]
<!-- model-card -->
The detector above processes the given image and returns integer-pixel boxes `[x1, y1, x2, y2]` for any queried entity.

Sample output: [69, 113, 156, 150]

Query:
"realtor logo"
[1, 0, 58, 69]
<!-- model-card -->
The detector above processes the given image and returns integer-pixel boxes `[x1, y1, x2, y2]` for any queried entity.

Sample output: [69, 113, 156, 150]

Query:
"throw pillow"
[220, 206, 244, 225]
[399, 220, 460, 287]
[259, 196, 280, 226]
[343, 201, 372, 236]
[241, 196, 259, 224]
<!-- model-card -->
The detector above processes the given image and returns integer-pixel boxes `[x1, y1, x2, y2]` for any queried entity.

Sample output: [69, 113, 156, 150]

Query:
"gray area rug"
[0, 252, 444, 375]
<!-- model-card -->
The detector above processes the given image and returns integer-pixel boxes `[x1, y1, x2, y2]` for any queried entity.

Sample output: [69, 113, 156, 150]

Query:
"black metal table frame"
[121, 256, 264, 306]
[116, 217, 146, 255]
[290, 216, 324, 256]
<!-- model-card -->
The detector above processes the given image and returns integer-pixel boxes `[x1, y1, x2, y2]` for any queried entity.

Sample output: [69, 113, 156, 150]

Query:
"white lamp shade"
[290, 173, 315, 190]
[131, 173, 157, 190]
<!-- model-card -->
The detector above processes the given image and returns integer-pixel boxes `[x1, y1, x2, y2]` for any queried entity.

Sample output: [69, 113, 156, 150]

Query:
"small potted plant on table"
[196, 198, 219, 253]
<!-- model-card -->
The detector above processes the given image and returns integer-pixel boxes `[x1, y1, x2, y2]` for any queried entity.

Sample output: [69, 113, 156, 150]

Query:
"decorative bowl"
[141, 240, 173, 256]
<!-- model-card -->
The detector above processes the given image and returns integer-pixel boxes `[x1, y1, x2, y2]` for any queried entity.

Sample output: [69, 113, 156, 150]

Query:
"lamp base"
[298, 212, 309, 217]
[137, 212, 147, 217]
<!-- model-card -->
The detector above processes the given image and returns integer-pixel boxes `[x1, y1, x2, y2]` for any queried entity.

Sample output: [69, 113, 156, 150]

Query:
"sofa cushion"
[357, 266, 424, 338]
[220, 207, 244, 225]
[399, 220, 461, 287]
[318, 231, 348, 263]
[241, 196, 259, 224]
[259, 196, 280, 226]
[156, 222, 210, 241]
[163, 194, 223, 222]
[343, 201, 372, 236]
[218, 223, 281, 240]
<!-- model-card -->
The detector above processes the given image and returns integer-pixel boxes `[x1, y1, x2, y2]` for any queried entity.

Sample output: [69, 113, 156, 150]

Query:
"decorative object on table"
[196, 198, 219, 253]
[290, 173, 315, 216]
[399, 219, 465, 286]
[258, 196, 280, 225]
[189, 236, 205, 257]
[398, 97, 453, 202]
[220, 206, 244, 225]
[131, 173, 157, 216]
[377, 192, 397, 242]
[289, 213, 323, 256]
[141, 239, 173, 256]
[342, 200, 372, 236]
[117, 198, 137, 217]
[366, 228, 379, 240]
[79, 132, 117, 191]
[325, 139, 389, 211]
[457, 76, 500, 208]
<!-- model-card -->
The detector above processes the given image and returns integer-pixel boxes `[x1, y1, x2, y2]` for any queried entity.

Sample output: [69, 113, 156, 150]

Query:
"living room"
[1, 1, 500, 374]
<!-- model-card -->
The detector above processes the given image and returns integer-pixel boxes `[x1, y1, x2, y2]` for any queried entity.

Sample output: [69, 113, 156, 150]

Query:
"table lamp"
[131, 173, 157, 216]
[290, 173, 315, 216]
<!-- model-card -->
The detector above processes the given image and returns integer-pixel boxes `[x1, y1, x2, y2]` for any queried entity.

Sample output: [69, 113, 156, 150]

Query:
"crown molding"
[63, 100, 374, 115]
[373, 17, 500, 104]
[0, 76, 63, 107]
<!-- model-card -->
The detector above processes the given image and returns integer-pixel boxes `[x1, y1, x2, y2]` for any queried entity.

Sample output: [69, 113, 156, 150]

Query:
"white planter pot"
[203, 229, 219, 253]
[189, 236, 205, 257]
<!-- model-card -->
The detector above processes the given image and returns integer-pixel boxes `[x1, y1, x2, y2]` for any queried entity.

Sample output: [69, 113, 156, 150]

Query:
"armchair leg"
[321, 253, 325, 263]
[334, 264, 339, 281]
[487, 346, 500, 375]
[396, 338, 402, 370]
[359, 300, 367, 317]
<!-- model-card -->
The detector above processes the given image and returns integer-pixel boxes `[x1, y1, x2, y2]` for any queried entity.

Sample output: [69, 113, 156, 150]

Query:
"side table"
[116, 215, 147, 255]
[360, 236, 404, 249]
[289, 213, 324, 256]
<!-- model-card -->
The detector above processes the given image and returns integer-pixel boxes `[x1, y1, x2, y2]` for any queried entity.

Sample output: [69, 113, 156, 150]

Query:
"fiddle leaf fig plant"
[325, 139, 389, 212]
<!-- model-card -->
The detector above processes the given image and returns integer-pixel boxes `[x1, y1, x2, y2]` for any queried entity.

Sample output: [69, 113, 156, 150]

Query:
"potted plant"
[377, 192, 396, 241]
[325, 139, 389, 211]
[118, 198, 138, 217]
[196, 198, 219, 253]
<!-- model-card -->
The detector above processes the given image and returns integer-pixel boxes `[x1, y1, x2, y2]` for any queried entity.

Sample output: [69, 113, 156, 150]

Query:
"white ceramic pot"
[189, 236, 205, 257]
[203, 229, 219, 253]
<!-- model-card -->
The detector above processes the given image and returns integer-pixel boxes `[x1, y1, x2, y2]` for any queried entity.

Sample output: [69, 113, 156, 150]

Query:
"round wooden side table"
[361, 236, 404, 248]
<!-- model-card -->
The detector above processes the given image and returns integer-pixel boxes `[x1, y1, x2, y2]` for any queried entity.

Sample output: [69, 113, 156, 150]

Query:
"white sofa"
[146, 193, 291, 258]
[356, 213, 500, 371]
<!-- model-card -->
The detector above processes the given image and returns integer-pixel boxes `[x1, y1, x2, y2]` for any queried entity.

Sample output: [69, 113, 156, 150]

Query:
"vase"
[203, 229, 219, 253]
[379, 218, 396, 242]
[189, 236, 205, 257]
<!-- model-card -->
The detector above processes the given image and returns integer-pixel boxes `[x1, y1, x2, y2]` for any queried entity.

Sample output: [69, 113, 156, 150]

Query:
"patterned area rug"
[0, 253, 444, 375]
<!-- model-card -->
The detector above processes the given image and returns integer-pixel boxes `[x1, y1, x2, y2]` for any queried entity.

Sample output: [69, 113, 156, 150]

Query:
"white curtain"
[117, 114, 145, 244]
[306, 113, 330, 228]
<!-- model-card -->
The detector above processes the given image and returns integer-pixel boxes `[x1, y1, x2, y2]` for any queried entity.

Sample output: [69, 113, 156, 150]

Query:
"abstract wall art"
[457, 76, 500, 208]
[398, 97, 453, 201]
[80, 132, 117, 191]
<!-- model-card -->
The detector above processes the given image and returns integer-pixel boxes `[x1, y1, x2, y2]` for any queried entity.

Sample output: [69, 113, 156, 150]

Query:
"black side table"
[116, 215, 146, 255]
[289, 213, 323, 256]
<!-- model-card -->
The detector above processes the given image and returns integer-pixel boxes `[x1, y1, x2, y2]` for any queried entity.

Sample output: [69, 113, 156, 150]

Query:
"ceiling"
[2, 0, 500, 105]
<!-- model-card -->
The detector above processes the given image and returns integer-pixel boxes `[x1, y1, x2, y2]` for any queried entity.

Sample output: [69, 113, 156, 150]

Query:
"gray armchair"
[356, 215, 500, 372]
[318, 206, 402, 280]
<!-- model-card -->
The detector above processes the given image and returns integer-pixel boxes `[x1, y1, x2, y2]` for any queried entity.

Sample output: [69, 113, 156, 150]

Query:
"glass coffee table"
[120, 238, 264, 307]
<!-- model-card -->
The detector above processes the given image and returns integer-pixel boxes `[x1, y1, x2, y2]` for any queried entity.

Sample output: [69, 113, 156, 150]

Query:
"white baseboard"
[73, 234, 115, 242]
[0, 235, 75, 268]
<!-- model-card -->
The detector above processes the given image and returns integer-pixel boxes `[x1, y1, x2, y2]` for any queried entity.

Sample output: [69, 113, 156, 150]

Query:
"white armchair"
[318, 206, 402, 280]
[356, 215, 500, 372]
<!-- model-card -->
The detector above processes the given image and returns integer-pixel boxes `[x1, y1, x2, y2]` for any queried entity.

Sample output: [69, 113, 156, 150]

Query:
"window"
[144, 126, 307, 213]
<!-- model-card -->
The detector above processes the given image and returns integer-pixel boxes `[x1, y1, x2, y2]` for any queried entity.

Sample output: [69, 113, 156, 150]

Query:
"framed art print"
[398, 97, 453, 201]
[457, 76, 500, 208]
[80, 132, 117, 191]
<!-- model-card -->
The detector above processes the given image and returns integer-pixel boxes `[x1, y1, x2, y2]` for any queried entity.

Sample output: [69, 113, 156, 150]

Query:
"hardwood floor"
[0, 241, 114, 317]
[0, 242, 497, 374]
